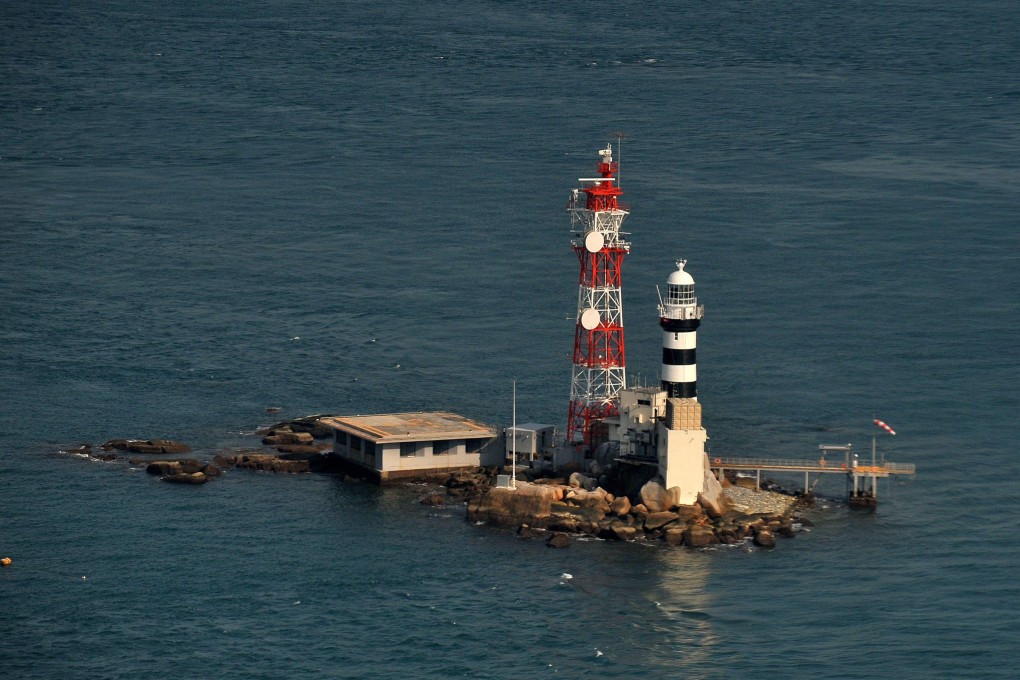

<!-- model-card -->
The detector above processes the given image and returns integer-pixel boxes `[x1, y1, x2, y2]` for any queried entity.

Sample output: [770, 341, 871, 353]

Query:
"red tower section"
[566, 145, 630, 446]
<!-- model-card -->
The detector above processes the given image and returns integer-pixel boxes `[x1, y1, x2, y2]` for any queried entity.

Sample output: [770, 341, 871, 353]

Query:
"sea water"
[2, 1, 1018, 677]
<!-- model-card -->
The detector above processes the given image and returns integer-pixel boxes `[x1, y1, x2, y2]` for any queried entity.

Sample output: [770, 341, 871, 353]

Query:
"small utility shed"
[320, 411, 499, 483]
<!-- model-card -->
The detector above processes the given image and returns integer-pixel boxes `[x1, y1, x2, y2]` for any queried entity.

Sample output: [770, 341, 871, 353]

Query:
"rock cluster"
[443, 468, 497, 503]
[214, 452, 311, 474]
[467, 477, 800, 549]
[256, 415, 336, 441]
[101, 439, 192, 455]
[141, 458, 222, 484]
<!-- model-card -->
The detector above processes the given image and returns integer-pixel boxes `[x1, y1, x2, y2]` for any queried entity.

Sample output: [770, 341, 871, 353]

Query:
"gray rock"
[162, 472, 207, 485]
[546, 532, 571, 548]
[517, 525, 545, 539]
[644, 511, 679, 532]
[610, 495, 631, 517]
[683, 525, 718, 548]
[664, 527, 686, 546]
[753, 530, 777, 548]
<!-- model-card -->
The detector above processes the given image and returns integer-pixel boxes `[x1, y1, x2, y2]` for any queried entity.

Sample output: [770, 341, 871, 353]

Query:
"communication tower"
[566, 144, 631, 445]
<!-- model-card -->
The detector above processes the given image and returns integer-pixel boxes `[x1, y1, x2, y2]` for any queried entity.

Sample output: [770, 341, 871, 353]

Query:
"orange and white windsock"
[873, 419, 896, 436]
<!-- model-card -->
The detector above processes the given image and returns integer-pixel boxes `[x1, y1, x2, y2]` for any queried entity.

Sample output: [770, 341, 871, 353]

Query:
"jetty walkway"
[709, 454, 916, 507]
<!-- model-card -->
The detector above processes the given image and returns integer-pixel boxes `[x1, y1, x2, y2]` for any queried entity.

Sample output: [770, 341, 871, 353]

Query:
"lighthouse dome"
[667, 260, 695, 286]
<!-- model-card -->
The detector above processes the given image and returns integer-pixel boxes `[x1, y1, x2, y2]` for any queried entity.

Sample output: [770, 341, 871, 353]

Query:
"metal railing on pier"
[710, 457, 916, 477]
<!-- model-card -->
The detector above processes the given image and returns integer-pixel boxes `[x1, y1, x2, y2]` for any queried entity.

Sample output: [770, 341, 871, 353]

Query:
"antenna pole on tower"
[511, 379, 517, 489]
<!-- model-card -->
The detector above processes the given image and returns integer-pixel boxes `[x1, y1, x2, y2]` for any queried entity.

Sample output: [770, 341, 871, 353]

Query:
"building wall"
[332, 430, 493, 473]
[658, 425, 708, 505]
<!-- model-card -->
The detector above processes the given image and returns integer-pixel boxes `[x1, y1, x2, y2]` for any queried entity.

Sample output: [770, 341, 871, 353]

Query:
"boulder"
[697, 467, 731, 519]
[568, 472, 597, 491]
[258, 415, 336, 440]
[639, 480, 683, 513]
[567, 488, 612, 514]
[517, 525, 545, 539]
[262, 431, 315, 446]
[753, 530, 777, 548]
[550, 501, 605, 524]
[663, 527, 686, 546]
[630, 503, 649, 519]
[610, 524, 639, 541]
[162, 472, 207, 485]
[546, 532, 571, 549]
[146, 461, 181, 476]
[548, 517, 581, 533]
[274, 444, 327, 455]
[674, 505, 703, 521]
[683, 525, 718, 548]
[200, 463, 223, 477]
[234, 453, 309, 473]
[643, 511, 679, 532]
[610, 495, 631, 517]
[102, 439, 191, 454]
[419, 492, 446, 506]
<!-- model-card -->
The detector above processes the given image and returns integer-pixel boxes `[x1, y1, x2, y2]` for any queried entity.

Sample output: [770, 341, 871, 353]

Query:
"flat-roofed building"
[320, 411, 500, 483]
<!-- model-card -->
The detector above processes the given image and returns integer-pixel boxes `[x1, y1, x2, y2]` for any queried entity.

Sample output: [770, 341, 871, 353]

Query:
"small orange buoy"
[714, 458, 721, 464]
[0, 557, 12, 567]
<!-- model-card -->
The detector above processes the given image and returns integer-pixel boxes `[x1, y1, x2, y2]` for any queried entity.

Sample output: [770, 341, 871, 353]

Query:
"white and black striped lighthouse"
[657, 260, 705, 399]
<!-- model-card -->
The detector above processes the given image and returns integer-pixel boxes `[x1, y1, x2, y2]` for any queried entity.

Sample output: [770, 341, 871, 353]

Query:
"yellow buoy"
[0, 557, 12, 567]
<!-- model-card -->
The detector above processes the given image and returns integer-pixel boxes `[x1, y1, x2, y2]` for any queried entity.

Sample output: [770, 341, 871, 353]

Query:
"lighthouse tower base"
[658, 399, 709, 505]
[604, 388, 712, 506]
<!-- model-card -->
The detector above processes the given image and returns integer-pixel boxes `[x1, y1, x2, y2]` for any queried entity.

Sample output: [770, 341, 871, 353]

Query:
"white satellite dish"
[584, 231, 605, 253]
[580, 308, 600, 330]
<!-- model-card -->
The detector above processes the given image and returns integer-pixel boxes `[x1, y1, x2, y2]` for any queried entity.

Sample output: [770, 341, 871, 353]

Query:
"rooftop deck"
[319, 411, 496, 444]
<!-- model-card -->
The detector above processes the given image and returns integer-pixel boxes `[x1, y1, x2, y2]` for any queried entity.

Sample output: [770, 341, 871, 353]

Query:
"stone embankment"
[460, 471, 802, 549]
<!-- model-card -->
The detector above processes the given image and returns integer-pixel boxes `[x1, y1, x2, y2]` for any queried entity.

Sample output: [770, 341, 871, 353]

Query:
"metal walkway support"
[710, 444, 915, 506]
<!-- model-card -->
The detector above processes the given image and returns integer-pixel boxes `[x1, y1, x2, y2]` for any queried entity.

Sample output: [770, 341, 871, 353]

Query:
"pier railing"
[711, 457, 916, 476]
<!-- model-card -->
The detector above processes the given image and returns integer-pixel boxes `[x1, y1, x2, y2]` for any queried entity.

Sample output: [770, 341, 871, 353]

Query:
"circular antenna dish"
[584, 231, 605, 253]
[580, 308, 601, 330]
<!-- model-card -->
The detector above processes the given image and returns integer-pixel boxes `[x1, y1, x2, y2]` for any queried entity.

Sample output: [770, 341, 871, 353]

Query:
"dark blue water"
[3, 1, 1018, 677]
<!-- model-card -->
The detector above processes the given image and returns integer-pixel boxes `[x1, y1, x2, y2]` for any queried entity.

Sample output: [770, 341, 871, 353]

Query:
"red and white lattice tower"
[566, 143, 631, 445]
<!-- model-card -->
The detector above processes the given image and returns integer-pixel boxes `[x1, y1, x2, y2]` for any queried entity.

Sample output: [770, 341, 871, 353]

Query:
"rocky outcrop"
[102, 439, 192, 454]
[256, 415, 336, 440]
[144, 459, 203, 475]
[262, 431, 314, 446]
[242, 454, 310, 473]
[444, 469, 497, 502]
[466, 476, 801, 550]
[466, 482, 561, 527]
[162, 472, 208, 485]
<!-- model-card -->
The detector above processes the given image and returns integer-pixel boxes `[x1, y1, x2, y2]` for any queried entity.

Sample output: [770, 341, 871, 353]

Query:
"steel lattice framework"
[566, 144, 631, 445]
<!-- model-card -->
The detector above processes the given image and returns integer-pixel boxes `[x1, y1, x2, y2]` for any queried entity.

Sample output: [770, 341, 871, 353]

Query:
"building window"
[400, 441, 418, 457]
[433, 440, 452, 456]
[466, 439, 482, 454]
[351, 435, 363, 452]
